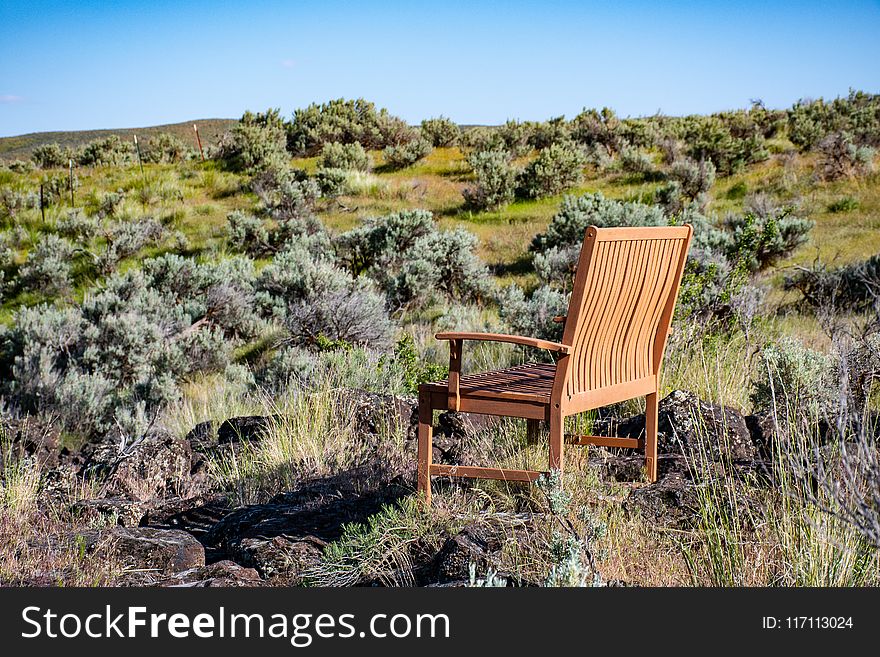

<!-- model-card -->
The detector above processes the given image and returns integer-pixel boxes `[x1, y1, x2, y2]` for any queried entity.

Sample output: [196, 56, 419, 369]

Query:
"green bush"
[77, 135, 135, 167]
[287, 98, 407, 156]
[336, 209, 491, 307]
[518, 142, 585, 199]
[32, 143, 72, 169]
[420, 116, 460, 147]
[498, 120, 533, 157]
[318, 141, 371, 172]
[19, 234, 75, 296]
[217, 108, 289, 174]
[531, 192, 665, 252]
[383, 136, 433, 169]
[56, 210, 98, 243]
[787, 91, 880, 151]
[816, 131, 875, 181]
[462, 149, 518, 210]
[142, 132, 192, 163]
[827, 196, 860, 213]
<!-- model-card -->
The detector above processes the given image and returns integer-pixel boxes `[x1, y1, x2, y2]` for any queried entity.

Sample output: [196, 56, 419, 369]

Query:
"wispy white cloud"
[280, 59, 296, 69]
[0, 94, 24, 104]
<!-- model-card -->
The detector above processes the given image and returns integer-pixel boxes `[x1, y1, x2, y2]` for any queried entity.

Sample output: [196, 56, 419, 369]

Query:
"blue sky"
[1, 0, 878, 137]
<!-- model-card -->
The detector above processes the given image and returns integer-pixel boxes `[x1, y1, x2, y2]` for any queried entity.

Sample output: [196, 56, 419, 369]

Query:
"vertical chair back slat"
[559, 225, 692, 399]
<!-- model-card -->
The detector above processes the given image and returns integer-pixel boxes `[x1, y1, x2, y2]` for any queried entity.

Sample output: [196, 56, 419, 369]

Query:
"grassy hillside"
[1, 99, 879, 588]
[0, 119, 235, 161]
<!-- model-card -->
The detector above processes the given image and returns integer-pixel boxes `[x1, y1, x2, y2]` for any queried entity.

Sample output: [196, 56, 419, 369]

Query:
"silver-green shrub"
[19, 234, 75, 296]
[518, 142, 585, 199]
[420, 116, 460, 147]
[383, 136, 433, 169]
[336, 209, 491, 307]
[217, 109, 289, 174]
[462, 149, 518, 210]
[318, 141, 371, 172]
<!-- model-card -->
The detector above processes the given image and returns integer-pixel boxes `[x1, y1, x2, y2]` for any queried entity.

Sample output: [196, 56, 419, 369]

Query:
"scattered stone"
[82, 431, 194, 501]
[432, 529, 499, 584]
[157, 560, 262, 587]
[336, 389, 418, 439]
[230, 536, 326, 581]
[593, 390, 755, 462]
[217, 415, 280, 444]
[185, 420, 215, 451]
[84, 527, 205, 575]
[72, 497, 145, 527]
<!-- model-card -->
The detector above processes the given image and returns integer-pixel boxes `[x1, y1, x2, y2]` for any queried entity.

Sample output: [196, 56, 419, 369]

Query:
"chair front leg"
[549, 405, 564, 473]
[645, 391, 658, 483]
[417, 390, 434, 505]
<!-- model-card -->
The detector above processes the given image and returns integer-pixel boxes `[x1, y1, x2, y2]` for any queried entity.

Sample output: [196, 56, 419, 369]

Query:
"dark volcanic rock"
[85, 527, 205, 575]
[139, 495, 232, 540]
[185, 420, 215, 451]
[624, 473, 700, 528]
[231, 536, 326, 581]
[217, 416, 280, 444]
[594, 390, 755, 462]
[203, 470, 407, 580]
[432, 529, 500, 584]
[1, 415, 61, 468]
[72, 497, 145, 526]
[83, 431, 194, 501]
[157, 560, 263, 587]
[337, 389, 418, 439]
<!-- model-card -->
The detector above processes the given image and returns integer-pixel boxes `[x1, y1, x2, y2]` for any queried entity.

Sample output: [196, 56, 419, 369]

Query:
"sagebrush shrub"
[217, 109, 289, 174]
[531, 192, 665, 252]
[569, 107, 622, 154]
[32, 143, 72, 169]
[97, 217, 167, 274]
[318, 141, 371, 172]
[617, 146, 659, 179]
[498, 120, 533, 157]
[528, 117, 571, 150]
[723, 210, 813, 272]
[19, 234, 76, 296]
[287, 98, 407, 155]
[420, 116, 460, 147]
[313, 167, 349, 197]
[55, 210, 99, 243]
[817, 131, 875, 181]
[336, 209, 491, 307]
[77, 135, 134, 167]
[518, 142, 585, 199]
[255, 242, 393, 348]
[784, 253, 880, 311]
[383, 136, 433, 169]
[1, 252, 260, 439]
[498, 284, 568, 344]
[668, 157, 716, 201]
[751, 337, 838, 423]
[142, 132, 192, 163]
[462, 150, 518, 210]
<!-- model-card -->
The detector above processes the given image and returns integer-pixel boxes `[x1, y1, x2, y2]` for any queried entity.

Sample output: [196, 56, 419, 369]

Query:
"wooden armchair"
[417, 225, 693, 504]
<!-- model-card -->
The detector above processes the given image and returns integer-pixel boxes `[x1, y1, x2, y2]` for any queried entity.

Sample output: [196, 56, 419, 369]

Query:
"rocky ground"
[2, 389, 792, 587]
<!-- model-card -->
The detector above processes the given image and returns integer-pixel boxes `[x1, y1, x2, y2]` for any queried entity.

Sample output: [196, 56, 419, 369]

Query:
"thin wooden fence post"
[40, 183, 45, 223]
[193, 124, 205, 161]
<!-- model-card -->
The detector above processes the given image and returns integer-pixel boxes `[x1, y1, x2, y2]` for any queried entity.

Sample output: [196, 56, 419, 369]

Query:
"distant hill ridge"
[0, 119, 237, 161]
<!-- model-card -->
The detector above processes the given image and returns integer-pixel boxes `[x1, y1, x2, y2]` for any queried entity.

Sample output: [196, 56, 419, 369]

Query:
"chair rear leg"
[645, 391, 658, 483]
[417, 393, 433, 505]
[549, 407, 564, 473]
[526, 419, 540, 445]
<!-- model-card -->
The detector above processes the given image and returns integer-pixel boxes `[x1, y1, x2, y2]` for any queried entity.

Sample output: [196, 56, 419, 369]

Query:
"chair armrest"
[435, 332, 571, 354]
